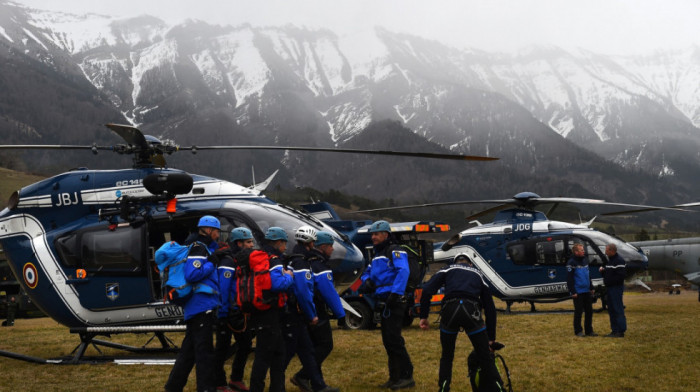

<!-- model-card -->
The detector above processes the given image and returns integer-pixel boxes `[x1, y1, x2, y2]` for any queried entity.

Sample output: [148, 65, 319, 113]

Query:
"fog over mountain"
[1, 0, 700, 226]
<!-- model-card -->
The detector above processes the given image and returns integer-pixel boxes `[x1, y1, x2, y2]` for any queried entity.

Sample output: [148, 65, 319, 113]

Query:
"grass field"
[0, 291, 698, 392]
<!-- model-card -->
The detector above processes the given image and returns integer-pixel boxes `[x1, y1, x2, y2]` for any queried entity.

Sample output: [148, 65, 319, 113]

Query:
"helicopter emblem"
[106, 283, 120, 301]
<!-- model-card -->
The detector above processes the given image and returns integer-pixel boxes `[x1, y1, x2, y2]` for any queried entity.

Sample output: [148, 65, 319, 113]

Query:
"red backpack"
[235, 249, 286, 312]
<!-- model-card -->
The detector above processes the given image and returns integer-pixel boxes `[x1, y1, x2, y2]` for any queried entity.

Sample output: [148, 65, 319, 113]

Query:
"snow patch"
[22, 27, 48, 50]
[393, 105, 415, 124]
[0, 25, 13, 42]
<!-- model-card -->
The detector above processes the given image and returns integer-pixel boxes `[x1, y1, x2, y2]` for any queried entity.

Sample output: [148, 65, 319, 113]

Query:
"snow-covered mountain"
[2, 0, 700, 204]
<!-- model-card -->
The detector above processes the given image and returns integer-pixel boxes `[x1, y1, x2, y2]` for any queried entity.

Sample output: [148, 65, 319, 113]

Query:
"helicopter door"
[54, 223, 152, 310]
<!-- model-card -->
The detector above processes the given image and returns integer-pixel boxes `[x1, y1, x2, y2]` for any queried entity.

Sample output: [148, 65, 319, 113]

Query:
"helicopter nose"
[328, 241, 365, 290]
[625, 252, 649, 275]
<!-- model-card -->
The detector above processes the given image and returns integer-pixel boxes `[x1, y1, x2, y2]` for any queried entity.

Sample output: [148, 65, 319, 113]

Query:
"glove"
[386, 293, 399, 306]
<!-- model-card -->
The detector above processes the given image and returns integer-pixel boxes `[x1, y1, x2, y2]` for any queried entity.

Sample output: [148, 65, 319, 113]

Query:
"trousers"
[573, 292, 593, 335]
[606, 285, 627, 333]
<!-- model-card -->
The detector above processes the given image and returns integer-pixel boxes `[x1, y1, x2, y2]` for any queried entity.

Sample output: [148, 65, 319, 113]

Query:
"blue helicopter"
[354, 192, 674, 311]
[0, 123, 496, 333]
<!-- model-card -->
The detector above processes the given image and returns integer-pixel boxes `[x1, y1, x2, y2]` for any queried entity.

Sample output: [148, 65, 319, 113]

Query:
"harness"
[441, 297, 483, 334]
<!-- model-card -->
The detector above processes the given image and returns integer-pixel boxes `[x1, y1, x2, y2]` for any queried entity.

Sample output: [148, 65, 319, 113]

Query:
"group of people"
[163, 215, 346, 392]
[162, 214, 628, 392]
[566, 243, 628, 338]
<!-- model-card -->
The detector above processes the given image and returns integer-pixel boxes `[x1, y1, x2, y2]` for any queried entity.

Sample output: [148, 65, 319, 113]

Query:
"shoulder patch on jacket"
[193, 260, 202, 268]
[393, 250, 402, 258]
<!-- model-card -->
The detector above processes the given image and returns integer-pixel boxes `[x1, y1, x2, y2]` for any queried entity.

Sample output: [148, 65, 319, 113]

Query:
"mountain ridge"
[0, 1, 699, 214]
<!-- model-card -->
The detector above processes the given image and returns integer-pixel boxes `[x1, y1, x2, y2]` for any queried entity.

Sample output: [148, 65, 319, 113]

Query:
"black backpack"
[467, 350, 513, 392]
[397, 244, 424, 291]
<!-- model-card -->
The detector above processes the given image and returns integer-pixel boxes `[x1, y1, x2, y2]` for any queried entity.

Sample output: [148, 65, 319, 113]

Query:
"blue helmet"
[230, 227, 253, 242]
[198, 215, 221, 229]
[265, 227, 288, 241]
[369, 220, 391, 233]
[315, 231, 334, 246]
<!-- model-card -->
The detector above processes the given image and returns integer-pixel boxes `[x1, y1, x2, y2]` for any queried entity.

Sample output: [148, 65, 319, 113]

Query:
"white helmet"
[295, 225, 317, 243]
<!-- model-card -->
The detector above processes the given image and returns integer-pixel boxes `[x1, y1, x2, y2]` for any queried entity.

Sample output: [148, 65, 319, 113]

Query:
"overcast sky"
[14, 0, 700, 55]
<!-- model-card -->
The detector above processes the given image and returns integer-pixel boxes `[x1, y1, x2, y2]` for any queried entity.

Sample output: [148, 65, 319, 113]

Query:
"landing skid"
[0, 325, 186, 364]
[499, 296, 605, 314]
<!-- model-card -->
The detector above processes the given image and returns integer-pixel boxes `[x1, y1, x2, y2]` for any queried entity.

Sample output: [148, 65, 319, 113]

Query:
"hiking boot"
[290, 374, 313, 392]
[228, 380, 249, 392]
[390, 378, 415, 390]
[604, 332, 624, 338]
[585, 332, 598, 337]
[575, 332, 584, 337]
[378, 380, 398, 388]
[316, 387, 340, 392]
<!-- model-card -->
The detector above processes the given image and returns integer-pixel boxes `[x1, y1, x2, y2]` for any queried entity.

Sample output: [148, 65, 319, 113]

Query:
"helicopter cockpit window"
[508, 236, 570, 265]
[536, 239, 566, 265]
[507, 242, 529, 264]
[218, 217, 258, 248]
[584, 243, 603, 265]
[232, 203, 325, 246]
[55, 234, 79, 268]
[55, 224, 145, 273]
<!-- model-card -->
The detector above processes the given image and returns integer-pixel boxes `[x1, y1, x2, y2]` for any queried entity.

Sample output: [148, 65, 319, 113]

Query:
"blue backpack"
[155, 241, 215, 306]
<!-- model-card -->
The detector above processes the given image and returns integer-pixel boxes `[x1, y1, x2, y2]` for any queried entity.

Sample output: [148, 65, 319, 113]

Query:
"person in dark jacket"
[248, 227, 293, 392]
[419, 254, 502, 392]
[360, 220, 414, 390]
[292, 231, 344, 392]
[214, 227, 256, 391]
[566, 243, 596, 337]
[165, 215, 221, 392]
[600, 243, 627, 337]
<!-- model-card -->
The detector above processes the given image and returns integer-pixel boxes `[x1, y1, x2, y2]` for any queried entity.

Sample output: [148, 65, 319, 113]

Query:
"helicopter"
[354, 192, 678, 311]
[597, 203, 700, 300]
[0, 123, 496, 361]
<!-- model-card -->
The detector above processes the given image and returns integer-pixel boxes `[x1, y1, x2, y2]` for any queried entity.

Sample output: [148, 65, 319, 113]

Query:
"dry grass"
[0, 291, 698, 391]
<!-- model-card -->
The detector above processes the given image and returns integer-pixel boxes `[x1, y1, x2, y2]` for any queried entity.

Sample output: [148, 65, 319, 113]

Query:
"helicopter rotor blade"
[180, 145, 498, 161]
[350, 199, 512, 214]
[0, 145, 106, 150]
[105, 123, 149, 150]
[349, 193, 688, 217]
[465, 204, 510, 221]
[601, 204, 692, 216]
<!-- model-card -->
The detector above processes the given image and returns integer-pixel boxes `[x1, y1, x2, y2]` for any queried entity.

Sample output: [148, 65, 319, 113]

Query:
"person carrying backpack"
[359, 220, 414, 390]
[292, 230, 344, 392]
[214, 227, 256, 392]
[245, 227, 293, 392]
[419, 254, 503, 392]
[165, 215, 222, 392]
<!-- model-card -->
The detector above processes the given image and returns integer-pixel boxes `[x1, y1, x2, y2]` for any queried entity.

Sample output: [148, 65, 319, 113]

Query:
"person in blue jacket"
[248, 227, 293, 392]
[285, 226, 339, 392]
[214, 227, 256, 391]
[360, 220, 414, 390]
[293, 231, 345, 392]
[566, 243, 597, 337]
[419, 254, 502, 392]
[165, 215, 221, 392]
[600, 243, 627, 338]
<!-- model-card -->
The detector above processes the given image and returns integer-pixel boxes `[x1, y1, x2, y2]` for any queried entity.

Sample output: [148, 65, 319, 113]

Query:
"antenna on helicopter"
[251, 166, 256, 189]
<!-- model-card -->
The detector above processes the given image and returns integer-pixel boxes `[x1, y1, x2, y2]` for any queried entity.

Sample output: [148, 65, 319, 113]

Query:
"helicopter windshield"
[507, 230, 643, 266]
[223, 201, 327, 242]
[578, 230, 644, 262]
